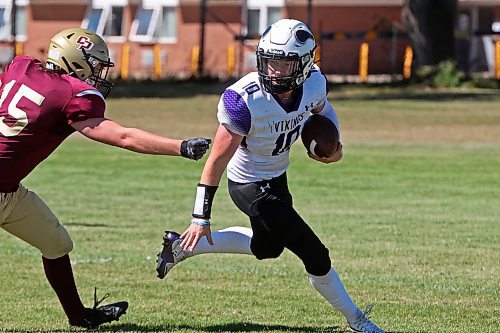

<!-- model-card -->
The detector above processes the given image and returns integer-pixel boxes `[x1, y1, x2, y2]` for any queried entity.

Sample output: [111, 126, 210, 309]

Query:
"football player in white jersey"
[156, 19, 385, 333]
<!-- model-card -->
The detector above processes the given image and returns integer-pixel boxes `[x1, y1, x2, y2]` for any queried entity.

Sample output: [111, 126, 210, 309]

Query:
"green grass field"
[0, 87, 498, 332]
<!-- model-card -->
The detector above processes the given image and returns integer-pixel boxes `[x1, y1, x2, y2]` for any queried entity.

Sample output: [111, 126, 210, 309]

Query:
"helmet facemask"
[256, 19, 316, 95]
[257, 51, 314, 94]
[81, 50, 114, 97]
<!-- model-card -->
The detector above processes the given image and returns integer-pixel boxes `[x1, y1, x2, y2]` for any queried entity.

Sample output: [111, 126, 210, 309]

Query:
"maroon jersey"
[0, 56, 106, 192]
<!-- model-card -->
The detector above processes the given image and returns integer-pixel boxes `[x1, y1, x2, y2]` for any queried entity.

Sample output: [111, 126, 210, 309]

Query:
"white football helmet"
[46, 28, 114, 97]
[257, 19, 316, 94]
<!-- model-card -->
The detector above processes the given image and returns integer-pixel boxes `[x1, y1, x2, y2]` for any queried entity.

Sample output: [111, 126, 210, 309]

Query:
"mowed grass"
[0, 87, 499, 332]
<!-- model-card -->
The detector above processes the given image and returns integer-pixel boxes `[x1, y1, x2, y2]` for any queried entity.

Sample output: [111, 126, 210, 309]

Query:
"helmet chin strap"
[271, 82, 293, 94]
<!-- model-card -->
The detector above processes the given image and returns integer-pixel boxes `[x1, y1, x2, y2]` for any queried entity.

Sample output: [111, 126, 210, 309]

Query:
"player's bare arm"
[72, 117, 183, 154]
[200, 125, 243, 186]
[180, 125, 243, 251]
[72, 117, 211, 159]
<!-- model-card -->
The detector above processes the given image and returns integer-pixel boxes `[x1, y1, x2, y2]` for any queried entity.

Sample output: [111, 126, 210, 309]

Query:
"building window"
[86, 8, 103, 33]
[0, 1, 27, 42]
[135, 9, 155, 36]
[247, 9, 260, 37]
[159, 6, 176, 39]
[105, 6, 123, 37]
[267, 7, 281, 28]
[0, 7, 6, 35]
[82, 2, 125, 41]
[130, 1, 177, 43]
[246, 0, 283, 37]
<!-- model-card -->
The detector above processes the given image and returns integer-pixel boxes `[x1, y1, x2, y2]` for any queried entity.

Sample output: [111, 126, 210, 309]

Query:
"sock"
[191, 226, 253, 256]
[308, 267, 361, 322]
[42, 254, 86, 325]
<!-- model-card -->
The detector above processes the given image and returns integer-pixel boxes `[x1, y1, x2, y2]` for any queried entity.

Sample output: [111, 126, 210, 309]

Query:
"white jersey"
[218, 65, 329, 183]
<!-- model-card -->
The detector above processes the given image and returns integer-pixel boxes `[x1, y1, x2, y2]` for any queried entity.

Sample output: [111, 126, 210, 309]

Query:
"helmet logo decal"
[76, 36, 94, 50]
[295, 30, 314, 44]
[268, 49, 285, 56]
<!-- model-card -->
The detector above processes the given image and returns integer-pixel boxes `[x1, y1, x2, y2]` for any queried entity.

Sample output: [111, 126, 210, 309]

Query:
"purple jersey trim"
[223, 89, 251, 135]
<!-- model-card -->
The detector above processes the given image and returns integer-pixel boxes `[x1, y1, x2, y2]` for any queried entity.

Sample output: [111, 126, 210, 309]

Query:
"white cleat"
[348, 305, 385, 333]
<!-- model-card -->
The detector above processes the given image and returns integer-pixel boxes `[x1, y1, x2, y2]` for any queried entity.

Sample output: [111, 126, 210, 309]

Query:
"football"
[301, 114, 339, 157]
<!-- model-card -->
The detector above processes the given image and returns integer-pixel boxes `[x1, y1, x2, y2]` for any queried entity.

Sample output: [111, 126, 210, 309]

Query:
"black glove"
[180, 137, 212, 160]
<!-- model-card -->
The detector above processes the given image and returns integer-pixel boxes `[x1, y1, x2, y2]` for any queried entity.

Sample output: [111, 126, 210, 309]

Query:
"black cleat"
[71, 288, 128, 329]
[156, 231, 186, 279]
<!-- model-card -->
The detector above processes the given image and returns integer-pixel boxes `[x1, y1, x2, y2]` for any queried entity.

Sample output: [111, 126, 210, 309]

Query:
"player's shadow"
[86, 322, 431, 333]
[65, 222, 110, 227]
[98, 322, 344, 332]
[94, 322, 431, 333]
[332, 90, 498, 102]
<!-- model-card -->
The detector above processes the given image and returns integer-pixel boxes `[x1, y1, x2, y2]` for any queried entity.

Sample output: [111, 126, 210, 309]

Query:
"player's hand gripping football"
[181, 219, 214, 251]
[308, 142, 343, 164]
[180, 138, 212, 160]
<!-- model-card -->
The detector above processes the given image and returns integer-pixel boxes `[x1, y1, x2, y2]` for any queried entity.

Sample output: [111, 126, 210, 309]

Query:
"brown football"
[301, 114, 339, 157]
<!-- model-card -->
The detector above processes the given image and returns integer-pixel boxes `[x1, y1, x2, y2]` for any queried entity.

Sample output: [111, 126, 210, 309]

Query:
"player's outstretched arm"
[72, 117, 211, 159]
[181, 124, 243, 251]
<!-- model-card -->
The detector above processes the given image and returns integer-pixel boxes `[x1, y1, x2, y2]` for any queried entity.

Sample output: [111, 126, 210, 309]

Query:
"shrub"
[431, 61, 465, 88]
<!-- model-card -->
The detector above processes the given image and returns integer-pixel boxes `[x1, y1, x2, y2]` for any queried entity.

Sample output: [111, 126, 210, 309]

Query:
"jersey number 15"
[0, 80, 45, 137]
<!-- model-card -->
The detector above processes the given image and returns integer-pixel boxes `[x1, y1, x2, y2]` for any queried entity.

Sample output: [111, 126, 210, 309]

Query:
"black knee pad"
[284, 225, 331, 276]
[250, 239, 284, 260]
[300, 243, 331, 276]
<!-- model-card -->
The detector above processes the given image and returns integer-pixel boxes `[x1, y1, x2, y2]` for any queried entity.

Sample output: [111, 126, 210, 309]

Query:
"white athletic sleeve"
[316, 101, 341, 140]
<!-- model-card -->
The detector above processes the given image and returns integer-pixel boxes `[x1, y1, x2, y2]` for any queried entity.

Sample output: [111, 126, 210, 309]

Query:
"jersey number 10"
[272, 125, 301, 156]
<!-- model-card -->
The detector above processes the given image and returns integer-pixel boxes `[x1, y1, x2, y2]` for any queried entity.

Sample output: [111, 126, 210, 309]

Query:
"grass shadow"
[109, 79, 500, 102]
[97, 322, 345, 332]
[95, 322, 434, 333]
[329, 82, 500, 102]
[110, 80, 233, 99]
[333, 91, 499, 102]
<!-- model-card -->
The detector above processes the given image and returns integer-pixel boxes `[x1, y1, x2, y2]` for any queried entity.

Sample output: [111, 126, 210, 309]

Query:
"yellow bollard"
[191, 46, 199, 77]
[15, 42, 23, 56]
[227, 44, 235, 77]
[403, 45, 413, 79]
[121, 43, 129, 80]
[495, 41, 500, 80]
[153, 44, 162, 80]
[359, 42, 369, 83]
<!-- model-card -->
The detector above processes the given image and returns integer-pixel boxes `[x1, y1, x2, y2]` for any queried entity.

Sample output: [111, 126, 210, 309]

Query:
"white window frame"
[0, 0, 28, 42]
[130, 8, 160, 43]
[246, 0, 284, 36]
[82, 0, 126, 43]
[129, 0, 178, 43]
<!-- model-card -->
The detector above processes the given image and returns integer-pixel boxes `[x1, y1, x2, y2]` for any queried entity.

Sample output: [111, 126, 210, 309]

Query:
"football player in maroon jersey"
[0, 28, 210, 329]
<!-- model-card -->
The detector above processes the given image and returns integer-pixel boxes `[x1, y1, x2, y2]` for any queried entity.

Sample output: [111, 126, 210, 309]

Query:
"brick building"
[0, 0, 498, 79]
